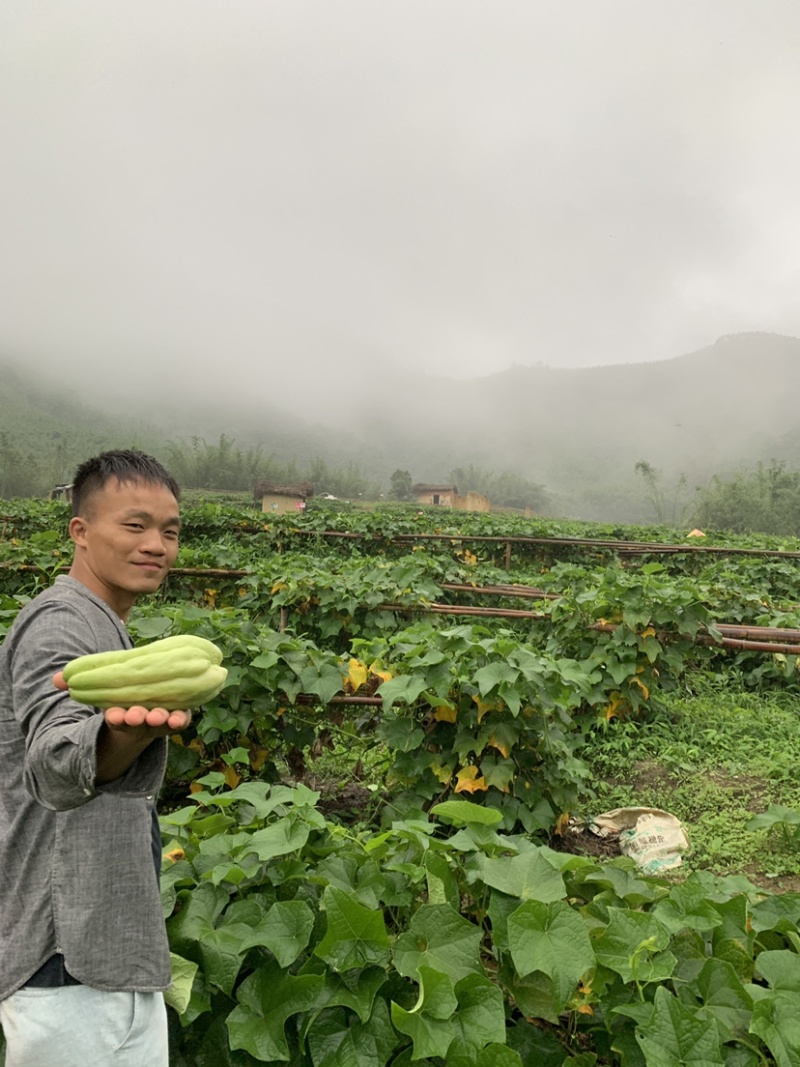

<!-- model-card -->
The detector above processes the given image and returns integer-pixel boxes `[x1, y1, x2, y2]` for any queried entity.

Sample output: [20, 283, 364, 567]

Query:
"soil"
[303, 774, 379, 822]
[549, 825, 622, 862]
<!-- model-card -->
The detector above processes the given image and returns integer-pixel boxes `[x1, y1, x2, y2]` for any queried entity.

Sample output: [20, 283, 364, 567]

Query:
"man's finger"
[52, 671, 68, 691]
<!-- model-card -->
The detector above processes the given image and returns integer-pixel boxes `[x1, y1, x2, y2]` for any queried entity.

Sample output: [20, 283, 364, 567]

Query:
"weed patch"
[583, 676, 800, 884]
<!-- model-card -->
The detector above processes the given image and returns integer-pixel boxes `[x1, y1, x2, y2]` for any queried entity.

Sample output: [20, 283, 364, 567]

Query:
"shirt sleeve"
[9, 601, 167, 812]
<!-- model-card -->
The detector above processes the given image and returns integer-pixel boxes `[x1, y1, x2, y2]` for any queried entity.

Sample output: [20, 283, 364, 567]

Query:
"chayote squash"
[63, 634, 227, 710]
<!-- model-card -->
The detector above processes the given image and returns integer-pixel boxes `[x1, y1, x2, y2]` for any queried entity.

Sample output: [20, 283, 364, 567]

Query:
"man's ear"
[69, 515, 88, 547]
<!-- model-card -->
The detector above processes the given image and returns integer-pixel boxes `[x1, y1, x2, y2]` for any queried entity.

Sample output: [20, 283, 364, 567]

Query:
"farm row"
[3, 499, 800, 1063]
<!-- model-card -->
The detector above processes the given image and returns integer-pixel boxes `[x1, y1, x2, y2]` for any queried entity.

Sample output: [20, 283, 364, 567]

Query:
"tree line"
[3, 425, 800, 535]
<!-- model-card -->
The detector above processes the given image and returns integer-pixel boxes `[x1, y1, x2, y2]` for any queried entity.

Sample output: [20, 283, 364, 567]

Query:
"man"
[0, 450, 190, 1066]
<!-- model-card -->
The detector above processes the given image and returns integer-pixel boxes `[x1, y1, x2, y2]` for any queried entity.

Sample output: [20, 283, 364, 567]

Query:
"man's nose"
[140, 529, 168, 554]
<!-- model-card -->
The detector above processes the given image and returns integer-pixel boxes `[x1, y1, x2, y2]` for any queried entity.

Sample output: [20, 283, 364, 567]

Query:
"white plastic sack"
[589, 807, 690, 875]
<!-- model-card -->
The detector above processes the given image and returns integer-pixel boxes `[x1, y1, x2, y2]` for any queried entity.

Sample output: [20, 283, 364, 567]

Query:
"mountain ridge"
[1, 331, 798, 520]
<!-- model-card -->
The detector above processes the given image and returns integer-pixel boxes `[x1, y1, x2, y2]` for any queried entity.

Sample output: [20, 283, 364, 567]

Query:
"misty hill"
[338, 331, 800, 517]
[2, 331, 798, 521]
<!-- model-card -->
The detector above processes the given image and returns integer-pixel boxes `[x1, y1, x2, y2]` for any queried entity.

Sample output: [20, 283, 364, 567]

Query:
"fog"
[1, 0, 799, 420]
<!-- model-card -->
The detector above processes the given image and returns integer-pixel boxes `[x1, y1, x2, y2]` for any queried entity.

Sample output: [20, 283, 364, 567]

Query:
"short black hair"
[71, 450, 180, 517]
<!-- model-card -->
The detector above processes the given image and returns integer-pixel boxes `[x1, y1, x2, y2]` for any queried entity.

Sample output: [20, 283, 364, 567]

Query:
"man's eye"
[124, 523, 144, 531]
[164, 530, 179, 540]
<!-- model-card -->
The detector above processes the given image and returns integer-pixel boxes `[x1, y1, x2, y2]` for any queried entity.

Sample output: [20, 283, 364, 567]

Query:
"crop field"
[3, 498, 800, 1065]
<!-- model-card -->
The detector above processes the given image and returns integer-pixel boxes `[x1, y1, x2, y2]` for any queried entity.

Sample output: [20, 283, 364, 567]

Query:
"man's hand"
[102, 705, 192, 732]
[53, 670, 192, 783]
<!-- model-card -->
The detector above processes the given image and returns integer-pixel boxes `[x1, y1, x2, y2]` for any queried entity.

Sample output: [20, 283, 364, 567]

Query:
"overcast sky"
[1, 0, 799, 398]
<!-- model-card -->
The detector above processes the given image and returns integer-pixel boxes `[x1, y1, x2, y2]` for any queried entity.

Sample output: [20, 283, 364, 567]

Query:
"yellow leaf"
[271, 581, 287, 594]
[433, 704, 458, 724]
[473, 695, 501, 723]
[640, 626, 656, 638]
[369, 662, 392, 684]
[223, 764, 241, 789]
[454, 766, 488, 794]
[164, 848, 185, 863]
[347, 658, 369, 693]
[603, 693, 626, 721]
[250, 746, 270, 772]
[487, 734, 511, 759]
[430, 761, 453, 785]
[577, 1004, 594, 1016]
[630, 676, 650, 699]
[554, 811, 571, 836]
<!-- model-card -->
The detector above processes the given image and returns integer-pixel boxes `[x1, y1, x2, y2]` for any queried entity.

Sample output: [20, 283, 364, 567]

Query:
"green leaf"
[131, 615, 173, 638]
[377, 674, 429, 709]
[300, 662, 345, 705]
[245, 817, 311, 862]
[480, 849, 566, 902]
[391, 1000, 454, 1061]
[314, 885, 391, 972]
[249, 650, 279, 670]
[750, 894, 800, 935]
[425, 851, 460, 909]
[755, 949, 800, 993]
[593, 908, 675, 984]
[167, 882, 229, 948]
[746, 804, 800, 833]
[249, 899, 316, 968]
[749, 992, 800, 1067]
[450, 973, 506, 1051]
[413, 965, 459, 1020]
[506, 1018, 563, 1065]
[507, 900, 595, 1013]
[636, 986, 724, 1066]
[580, 864, 657, 906]
[391, 972, 505, 1064]
[502, 966, 560, 1024]
[474, 662, 519, 696]
[378, 714, 426, 752]
[653, 880, 725, 936]
[306, 1000, 397, 1067]
[227, 959, 324, 1062]
[164, 952, 198, 1015]
[393, 904, 483, 984]
[445, 1045, 523, 1067]
[690, 958, 754, 1038]
[317, 965, 387, 1024]
[431, 800, 504, 827]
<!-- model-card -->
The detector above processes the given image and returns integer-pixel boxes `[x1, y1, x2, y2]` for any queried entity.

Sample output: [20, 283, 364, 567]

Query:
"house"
[412, 483, 490, 512]
[254, 480, 314, 515]
[412, 483, 458, 507]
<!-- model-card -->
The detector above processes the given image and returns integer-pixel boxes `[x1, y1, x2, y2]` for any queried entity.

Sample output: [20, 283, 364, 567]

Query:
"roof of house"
[412, 483, 458, 494]
[254, 480, 314, 500]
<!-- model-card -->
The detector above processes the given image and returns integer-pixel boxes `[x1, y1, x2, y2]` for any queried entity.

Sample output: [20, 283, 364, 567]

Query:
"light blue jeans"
[0, 986, 168, 1067]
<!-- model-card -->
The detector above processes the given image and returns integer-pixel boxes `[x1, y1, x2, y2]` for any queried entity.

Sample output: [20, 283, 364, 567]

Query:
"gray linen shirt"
[0, 576, 172, 999]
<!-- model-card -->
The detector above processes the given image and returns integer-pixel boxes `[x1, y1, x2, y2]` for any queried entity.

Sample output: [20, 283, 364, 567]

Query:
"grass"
[290, 672, 800, 888]
[580, 674, 800, 886]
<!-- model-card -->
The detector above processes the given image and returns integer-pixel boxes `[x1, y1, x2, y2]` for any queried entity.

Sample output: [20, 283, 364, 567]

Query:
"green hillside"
[2, 332, 798, 522]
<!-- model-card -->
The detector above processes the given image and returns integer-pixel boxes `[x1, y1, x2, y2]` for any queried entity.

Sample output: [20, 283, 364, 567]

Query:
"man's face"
[68, 477, 180, 618]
